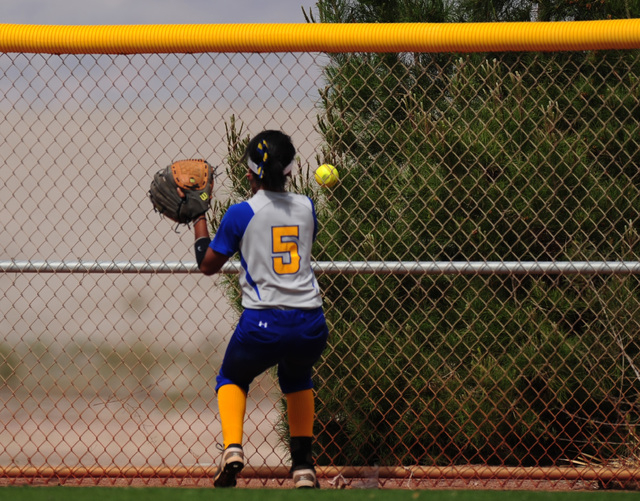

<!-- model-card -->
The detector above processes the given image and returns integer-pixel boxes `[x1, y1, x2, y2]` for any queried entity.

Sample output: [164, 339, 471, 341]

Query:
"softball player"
[192, 130, 328, 489]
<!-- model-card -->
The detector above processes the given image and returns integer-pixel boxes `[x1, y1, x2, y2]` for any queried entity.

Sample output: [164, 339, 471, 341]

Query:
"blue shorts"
[215, 307, 329, 394]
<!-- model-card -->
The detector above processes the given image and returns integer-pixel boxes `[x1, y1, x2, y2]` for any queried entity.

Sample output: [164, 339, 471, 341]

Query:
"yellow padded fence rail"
[0, 19, 640, 54]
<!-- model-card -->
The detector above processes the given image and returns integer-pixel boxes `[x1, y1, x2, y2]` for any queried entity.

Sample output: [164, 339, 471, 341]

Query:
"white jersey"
[210, 190, 322, 310]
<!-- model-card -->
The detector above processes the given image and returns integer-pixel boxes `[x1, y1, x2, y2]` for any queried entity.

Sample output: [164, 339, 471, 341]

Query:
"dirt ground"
[0, 475, 606, 491]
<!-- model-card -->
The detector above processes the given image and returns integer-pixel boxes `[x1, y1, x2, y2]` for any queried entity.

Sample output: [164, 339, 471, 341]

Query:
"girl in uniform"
[192, 130, 328, 489]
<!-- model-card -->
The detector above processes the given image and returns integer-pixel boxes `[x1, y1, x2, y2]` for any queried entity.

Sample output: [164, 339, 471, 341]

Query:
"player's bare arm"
[193, 216, 229, 275]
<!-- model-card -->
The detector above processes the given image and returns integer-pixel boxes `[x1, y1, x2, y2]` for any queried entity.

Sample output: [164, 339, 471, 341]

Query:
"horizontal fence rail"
[2, 464, 640, 483]
[1, 20, 640, 54]
[2, 260, 640, 275]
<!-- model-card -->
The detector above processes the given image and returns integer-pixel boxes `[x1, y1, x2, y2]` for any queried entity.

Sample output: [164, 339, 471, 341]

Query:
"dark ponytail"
[244, 130, 296, 192]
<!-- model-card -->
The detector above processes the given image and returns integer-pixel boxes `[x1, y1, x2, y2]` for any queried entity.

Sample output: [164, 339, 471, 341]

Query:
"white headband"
[248, 158, 294, 177]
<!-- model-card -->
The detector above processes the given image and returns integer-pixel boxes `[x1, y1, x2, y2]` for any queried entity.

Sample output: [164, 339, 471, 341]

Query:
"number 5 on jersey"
[272, 226, 300, 275]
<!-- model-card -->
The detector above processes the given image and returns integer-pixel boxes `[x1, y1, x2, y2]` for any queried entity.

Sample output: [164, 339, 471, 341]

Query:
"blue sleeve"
[210, 202, 254, 257]
[309, 197, 318, 242]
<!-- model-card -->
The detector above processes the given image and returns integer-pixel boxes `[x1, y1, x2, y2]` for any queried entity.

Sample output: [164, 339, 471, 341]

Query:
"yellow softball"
[314, 164, 339, 188]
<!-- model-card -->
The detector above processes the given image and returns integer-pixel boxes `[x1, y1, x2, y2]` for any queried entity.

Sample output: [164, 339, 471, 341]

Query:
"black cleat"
[292, 466, 319, 489]
[213, 444, 244, 488]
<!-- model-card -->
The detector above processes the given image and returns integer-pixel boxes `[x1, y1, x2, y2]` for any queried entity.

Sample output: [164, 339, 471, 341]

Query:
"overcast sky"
[3, 0, 320, 25]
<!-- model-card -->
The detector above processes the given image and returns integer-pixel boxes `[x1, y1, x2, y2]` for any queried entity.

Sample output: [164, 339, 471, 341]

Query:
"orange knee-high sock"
[217, 384, 247, 449]
[286, 388, 315, 437]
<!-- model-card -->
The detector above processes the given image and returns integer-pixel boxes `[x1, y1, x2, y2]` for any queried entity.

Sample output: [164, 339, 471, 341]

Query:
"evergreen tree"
[307, 0, 640, 466]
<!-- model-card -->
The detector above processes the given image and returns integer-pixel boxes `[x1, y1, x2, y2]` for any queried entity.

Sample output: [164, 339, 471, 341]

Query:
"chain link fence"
[1, 29, 640, 488]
